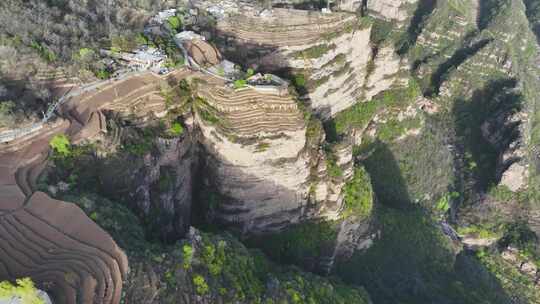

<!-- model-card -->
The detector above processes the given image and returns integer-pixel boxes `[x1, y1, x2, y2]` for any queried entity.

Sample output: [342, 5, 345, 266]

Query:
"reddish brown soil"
[0, 70, 190, 304]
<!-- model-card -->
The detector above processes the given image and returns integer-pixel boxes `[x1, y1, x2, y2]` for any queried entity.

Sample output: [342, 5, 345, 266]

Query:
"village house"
[100, 47, 167, 73]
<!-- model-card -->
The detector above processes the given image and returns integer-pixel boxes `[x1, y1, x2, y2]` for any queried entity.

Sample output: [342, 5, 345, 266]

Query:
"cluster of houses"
[97, 7, 288, 94]
[100, 46, 168, 75]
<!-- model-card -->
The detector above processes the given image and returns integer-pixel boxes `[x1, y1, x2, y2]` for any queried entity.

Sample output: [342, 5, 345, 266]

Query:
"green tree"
[182, 244, 193, 269]
[193, 275, 209, 294]
[234, 79, 247, 89]
[168, 122, 184, 136]
[343, 167, 374, 218]
[167, 16, 183, 32]
[0, 278, 44, 304]
[49, 134, 71, 156]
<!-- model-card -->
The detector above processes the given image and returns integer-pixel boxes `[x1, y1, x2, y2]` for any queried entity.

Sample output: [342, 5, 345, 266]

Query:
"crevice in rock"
[360, 0, 368, 16]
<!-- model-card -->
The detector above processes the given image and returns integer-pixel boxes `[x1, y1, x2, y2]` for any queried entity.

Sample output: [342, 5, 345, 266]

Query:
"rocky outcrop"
[127, 129, 196, 240]
[364, 46, 406, 99]
[194, 82, 352, 232]
[201, 7, 407, 118]
[336, 0, 363, 13]
[334, 216, 375, 259]
[366, 0, 418, 23]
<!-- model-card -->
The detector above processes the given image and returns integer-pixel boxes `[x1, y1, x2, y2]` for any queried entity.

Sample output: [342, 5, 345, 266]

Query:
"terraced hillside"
[194, 77, 354, 232]
[197, 84, 304, 137]
[0, 59, 358, 300]
[62, 69, 190, 129]
[4, 1, 540, 303]
[0, 69, 194, 304]
[0, 118, 127, 304]
[207, 7, 408, 117]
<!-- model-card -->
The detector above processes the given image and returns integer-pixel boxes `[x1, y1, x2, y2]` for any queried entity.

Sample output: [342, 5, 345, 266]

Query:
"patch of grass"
[499, 221, 538, 258]
[376, 116, 422, 142]
[306, 117, 323, 148]
[487, 185, 515, 202]
[475, 248, 540, 302]
[370, 19, 394, 46]
[321, 53, 347, 70]
[307, 75, 330, 90]
[293, 74, 306, 88]
[324, 146, 343, 179]
[195, 97, 221, 125]
[30, 41, 56, 62]
[95, 68, 111, 80]
[255, 142, 270, 152]
[457, 224, 502, 239]
[60, 193, 155, 255]
[293, 44, 336, 59]
[333, 100, 378, 137]
[342, 167, 374, 219]
[435, 191, 459, 214]
[331, 79, 421, 139]
[122, 127, 157, 156]
[167, 122, 184, 136]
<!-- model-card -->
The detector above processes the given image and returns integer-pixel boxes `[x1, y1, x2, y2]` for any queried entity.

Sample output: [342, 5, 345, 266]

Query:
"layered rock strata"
[202, 7, 407, 117]
[366, 0, 418, 23]
[194, 80, 353, 232]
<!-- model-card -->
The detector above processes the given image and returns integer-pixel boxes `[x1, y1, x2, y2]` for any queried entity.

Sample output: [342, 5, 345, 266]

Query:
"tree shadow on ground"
[335, 141, 512, 303]
[362, 140, 412, 209]
[451, 78, 523, 198]
[397, 0, 438, 55]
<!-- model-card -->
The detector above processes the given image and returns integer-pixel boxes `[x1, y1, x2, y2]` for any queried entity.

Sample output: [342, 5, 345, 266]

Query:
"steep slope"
[61, 192, 373, 304]
[194, 6, 408, 117]
[193, 79, 353, 232]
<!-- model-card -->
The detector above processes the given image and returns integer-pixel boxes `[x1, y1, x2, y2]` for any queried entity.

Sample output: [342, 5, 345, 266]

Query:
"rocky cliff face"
[47, 71, 355, 238]
[128, 129, 196, 240]
[193, 81, 352, 232]
[6, 0, 540, 303]
[195, 7, 408, 117]
[366, 0, 418, 23]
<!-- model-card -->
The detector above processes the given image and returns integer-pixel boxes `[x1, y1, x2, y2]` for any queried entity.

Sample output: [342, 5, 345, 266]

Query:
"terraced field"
[0, 64, 308, 302]
[0, 69, 194, 304]
[218, 8, 355, 46]
[197, 84, 304, 137]
[0, 117, 128, 304]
